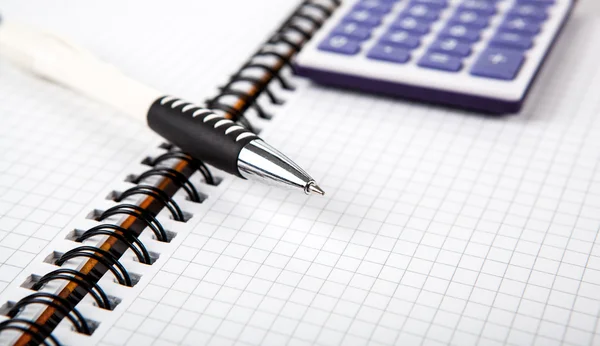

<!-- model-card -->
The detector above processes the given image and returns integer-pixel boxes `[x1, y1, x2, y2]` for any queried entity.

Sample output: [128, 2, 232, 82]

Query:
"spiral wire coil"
[0, 147, 209, 344]
[206, 0, 341, 131]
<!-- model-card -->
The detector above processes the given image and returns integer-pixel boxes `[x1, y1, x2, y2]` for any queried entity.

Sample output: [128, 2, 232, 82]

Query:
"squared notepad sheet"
[95, 14, 600, 346]
[0, 0, 299, 297]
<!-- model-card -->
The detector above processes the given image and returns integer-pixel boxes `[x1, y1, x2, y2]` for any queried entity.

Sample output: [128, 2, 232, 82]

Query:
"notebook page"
[0, 0, 299, 298]
[100, 12, 600, 346]
[0, 27, 156, 296]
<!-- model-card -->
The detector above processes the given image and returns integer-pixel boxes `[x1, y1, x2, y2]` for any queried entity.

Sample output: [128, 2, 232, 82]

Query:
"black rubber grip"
[147, 96, 259, 177]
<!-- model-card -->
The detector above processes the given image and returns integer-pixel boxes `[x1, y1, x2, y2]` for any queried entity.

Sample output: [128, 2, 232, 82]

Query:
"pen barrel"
[147, 96, 259, 177]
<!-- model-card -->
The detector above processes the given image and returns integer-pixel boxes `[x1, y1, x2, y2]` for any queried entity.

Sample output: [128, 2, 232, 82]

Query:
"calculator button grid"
[296, 0, 574, 113]
[317, 0, 557, 81]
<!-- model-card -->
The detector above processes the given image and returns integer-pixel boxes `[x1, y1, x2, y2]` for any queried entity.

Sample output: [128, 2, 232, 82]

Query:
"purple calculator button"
[471, 48, 525, 80]
[318, 36, 361, 55]
[332, 23, 373, 41]
[403, 4, 442, 21]
[490, 32, 534, 50]
[429, 38, 472, 57]
[459, 0, 497, 15]
[379, 30, 421, 49]
[500, 16, 541, 35]
[391, 16, 432, 35]
[418, 52, 463, 72]
[354, 0, 394, 14]
[367, 44, 411, 63]
[343, 10, 384, 27]
[410, 0, 448, 8]
[508, 4, 548, 21]
[439, 24, 481, 42]
[516, 0, 554, 4]
[450, 11, 491, 28]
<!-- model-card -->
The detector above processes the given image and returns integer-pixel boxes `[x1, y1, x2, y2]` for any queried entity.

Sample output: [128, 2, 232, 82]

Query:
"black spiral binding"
[7, 293, 90, 335]
[31, 269, 111, 310]
[206, 0, 341, 131]
[0, 319, 59, 346]
[147, 150, 214, 186]
[0, 145, 209, 344]
[0, 1, 340, 344]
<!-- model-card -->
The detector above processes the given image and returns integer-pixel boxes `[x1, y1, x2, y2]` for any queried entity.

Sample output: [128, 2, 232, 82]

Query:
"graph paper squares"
[1, 1, 599, 346]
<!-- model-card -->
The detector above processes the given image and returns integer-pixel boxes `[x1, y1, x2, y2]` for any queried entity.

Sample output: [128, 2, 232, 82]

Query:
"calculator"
[295, 0, 575, 114]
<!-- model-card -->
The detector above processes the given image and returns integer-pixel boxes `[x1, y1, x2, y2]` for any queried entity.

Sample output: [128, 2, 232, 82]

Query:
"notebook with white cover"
[2, 0, 600, 346]
[0, 0, 308, 343]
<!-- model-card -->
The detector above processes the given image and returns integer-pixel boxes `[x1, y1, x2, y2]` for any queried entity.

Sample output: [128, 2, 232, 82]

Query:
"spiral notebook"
[2, 0, 600, 345]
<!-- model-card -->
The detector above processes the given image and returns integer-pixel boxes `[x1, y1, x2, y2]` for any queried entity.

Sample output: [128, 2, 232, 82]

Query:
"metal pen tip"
[238, 140, 324, 196]
[306, 181, 325, 196]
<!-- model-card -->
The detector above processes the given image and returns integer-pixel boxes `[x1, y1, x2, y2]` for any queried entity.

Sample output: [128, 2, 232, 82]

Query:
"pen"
[0, 19, 324, 196]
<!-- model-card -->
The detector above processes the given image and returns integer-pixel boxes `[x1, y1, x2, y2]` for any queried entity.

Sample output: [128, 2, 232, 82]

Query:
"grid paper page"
[0, 26, 154, 296]
[0, 0, 299, 298]
[99, 12, 600, 346]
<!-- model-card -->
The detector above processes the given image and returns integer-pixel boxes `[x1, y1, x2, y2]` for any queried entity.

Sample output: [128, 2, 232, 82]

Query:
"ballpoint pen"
[0, 18, 325, 196]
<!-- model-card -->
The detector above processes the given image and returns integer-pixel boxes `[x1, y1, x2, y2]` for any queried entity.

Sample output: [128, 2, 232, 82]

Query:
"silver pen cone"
[306, 181, 325, 196]
[237, 139, 324, 195]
